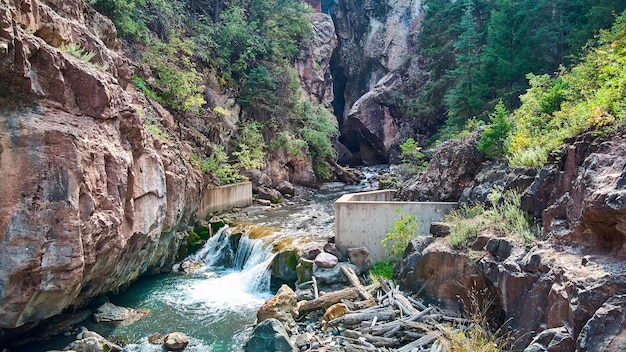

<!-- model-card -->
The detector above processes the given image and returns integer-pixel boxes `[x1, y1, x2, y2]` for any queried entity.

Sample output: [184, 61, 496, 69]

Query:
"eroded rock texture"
[329, 0, 425, 165]
[0, 0, 207, 335]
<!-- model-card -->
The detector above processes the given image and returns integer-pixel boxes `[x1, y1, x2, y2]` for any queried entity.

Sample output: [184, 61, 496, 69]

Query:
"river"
[17, 167, 384, 352]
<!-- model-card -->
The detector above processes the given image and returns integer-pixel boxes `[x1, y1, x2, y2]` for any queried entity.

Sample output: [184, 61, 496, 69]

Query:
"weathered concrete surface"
[334, 190, 456, 261]
[198, 182, 253, 219]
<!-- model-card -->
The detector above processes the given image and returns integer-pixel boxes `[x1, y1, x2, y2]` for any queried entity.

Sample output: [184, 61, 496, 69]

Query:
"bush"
[142, 33, 206, 112]
[232, 121, 266, 170]
[383, 209, 420, 258]
[190, 148, 241, 185]
[400, 138, 429, 173]
[477, 101, 511, 159]
[370, 260, 395, 280]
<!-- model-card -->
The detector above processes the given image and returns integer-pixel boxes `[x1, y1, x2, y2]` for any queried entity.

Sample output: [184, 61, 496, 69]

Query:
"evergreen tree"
[443, 0, 483, 127]
[477, 101, 511, 159]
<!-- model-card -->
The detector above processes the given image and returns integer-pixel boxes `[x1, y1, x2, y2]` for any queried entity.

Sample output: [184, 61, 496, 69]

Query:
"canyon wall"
[0, 0, 207, 335]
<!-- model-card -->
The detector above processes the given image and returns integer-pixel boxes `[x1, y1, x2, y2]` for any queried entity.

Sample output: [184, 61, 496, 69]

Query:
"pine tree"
[444, 0, 483, 127]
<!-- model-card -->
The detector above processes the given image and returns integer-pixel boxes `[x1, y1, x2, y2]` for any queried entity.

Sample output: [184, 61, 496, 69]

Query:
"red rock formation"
[0, 0, 209, 334]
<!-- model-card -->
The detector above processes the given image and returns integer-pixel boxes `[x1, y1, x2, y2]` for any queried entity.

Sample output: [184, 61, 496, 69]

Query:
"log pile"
[293, 270, 473, 351]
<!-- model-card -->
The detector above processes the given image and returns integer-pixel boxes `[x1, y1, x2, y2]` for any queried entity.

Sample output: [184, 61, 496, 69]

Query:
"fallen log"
[298, 287, 360, 314]
[341, 266, 374, 301]
[328, 310, 397, 327]
[343, 329, 399, 347]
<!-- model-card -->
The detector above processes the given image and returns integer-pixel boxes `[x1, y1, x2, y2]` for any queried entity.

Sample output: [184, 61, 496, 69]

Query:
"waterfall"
[190, 225, 275, 294]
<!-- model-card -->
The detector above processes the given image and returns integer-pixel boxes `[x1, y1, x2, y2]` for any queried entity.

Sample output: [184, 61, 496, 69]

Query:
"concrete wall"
[335, 190, 457, 262]
[198, 181, 253, 219]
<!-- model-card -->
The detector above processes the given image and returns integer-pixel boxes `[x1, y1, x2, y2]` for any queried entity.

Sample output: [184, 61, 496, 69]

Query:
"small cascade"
[190, 225, 275, 294]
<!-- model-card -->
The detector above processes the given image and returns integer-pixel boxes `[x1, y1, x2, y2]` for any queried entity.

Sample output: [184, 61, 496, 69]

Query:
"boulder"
[314, 252, 339, 268]
[256, 285, 299, 328]
[276, 181, 296, 197]
[164, 332, 189, 351]
[398, 133, 486, 202]
[66, 327, 122, 352]
[314, 262, 360, 285]
[257, 199, 272, 206]
[296, 258, 314, 284]
[257, 186, 282, 203]
[485, 238, 514, 260]
[92, 302, 149, 325]
[346, 247, 372, 273]
[524, 326, 575, 352]
[271, 249, 300, 282]
[577, 295, 626, 351]
[323, 243, 343, 261]
[430, 222, 451, 237]
[244, 318, 297, 352]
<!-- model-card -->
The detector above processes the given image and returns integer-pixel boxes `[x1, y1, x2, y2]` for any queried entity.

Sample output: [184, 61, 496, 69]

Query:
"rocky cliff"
[327, 0, 426, 165]
[397, 130, 626, 351]
[0, 0, 210, 337]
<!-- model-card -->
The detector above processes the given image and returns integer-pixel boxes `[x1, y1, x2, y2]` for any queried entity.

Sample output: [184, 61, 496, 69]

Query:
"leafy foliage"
[400, 138, 429, 173]
[141, 33, 206, 112]
[383, 209, 420, 258]
[508, 13, 626, 167]
[191, 148, 241, 185]
[232, 122, 266, 170]
[369, 260, 395, 281]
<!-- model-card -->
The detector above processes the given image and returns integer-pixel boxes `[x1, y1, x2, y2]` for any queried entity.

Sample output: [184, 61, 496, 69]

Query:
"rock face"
[295, 12, 337, 106]
[329, 0, 424, 165]
[398, 133, 486, 201]
[0, 0, 209, 337]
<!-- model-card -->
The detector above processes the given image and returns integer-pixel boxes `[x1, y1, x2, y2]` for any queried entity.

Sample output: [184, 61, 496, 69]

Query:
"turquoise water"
[110, 229, 275, 351]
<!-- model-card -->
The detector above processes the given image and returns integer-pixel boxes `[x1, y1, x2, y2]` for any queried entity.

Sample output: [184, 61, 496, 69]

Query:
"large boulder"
[0, 0, 208, 338]
[256, 285, 299, 328]
[577, 295, 626, 351]
[244, 318, 297, 352]
[164, 332, 189, 351]
[398, 133, 486, 201]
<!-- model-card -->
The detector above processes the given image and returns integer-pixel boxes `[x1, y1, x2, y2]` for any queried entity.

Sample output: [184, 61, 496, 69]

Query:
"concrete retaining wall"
[198, 181, 253, 218]
[335, 190, 457, 262]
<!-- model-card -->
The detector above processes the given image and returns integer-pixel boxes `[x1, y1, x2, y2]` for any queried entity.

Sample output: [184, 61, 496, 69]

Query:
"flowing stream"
[19, 166, 385, 352]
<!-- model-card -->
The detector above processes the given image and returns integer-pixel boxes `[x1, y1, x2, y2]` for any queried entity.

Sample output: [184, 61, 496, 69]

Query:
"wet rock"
[577, 295, 626, 351]
[92, 302, 149, 325]
[272, 249, 300, 282]
[430, 222, 451, 237]
[257, 285, 299, 328]
[179, 260, 204, 274]
[323, 243, 343, 261]
[148, 333, 164, 344]
[164, 332, 189, 350]
[257, 199, 272, 206]
[244, 318, 297, 352]
[296, 258, 315, 284]
[66, 327, 122, 352]
[306, 248, 322, 260]
[276, 181, 296, 197]
[257, 186, 282, 204]
[314, 252, 339, 268]
[524, 326, 575, 352]
[346, 247, 372, 273]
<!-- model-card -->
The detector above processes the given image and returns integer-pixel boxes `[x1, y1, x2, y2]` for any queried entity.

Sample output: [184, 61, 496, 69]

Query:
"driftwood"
[341, 266, 374, 301]
[293, 278, 473, 351]
[298, 287, 359, 314]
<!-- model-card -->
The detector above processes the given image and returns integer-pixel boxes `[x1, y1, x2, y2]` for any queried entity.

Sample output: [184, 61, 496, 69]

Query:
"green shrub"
[478, 101, 512, 159]
[190, 148, 241, 185]
[232, 122, 266, 170]
[142, 33, 206, 112]
[400, 138, 429, 173]
[59, 43, 96, 63]
[485, 188, 535, 242]
[383, 209, 420, 258]
[445, 205, 485, 249]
